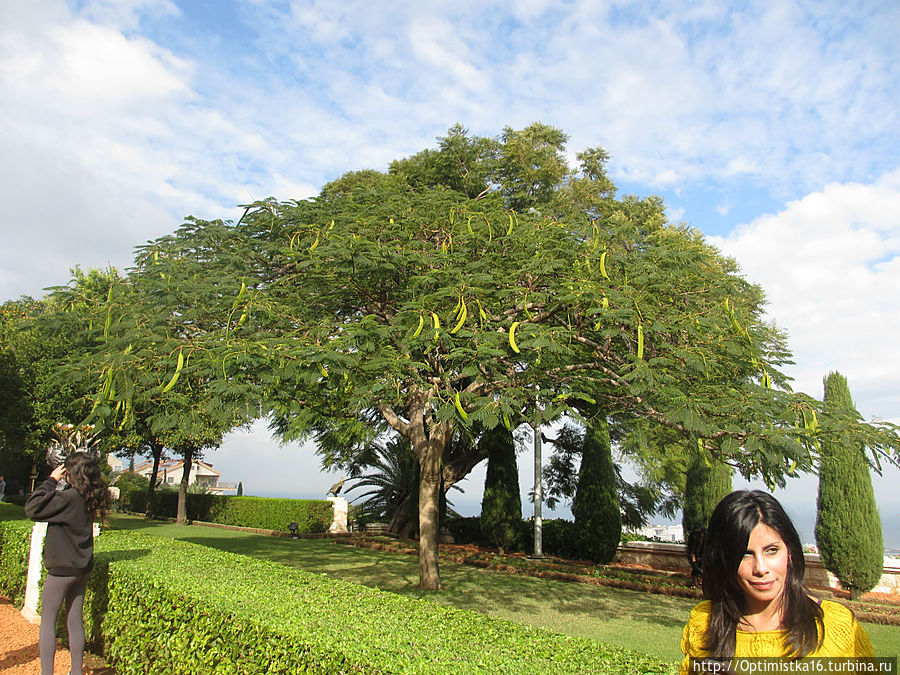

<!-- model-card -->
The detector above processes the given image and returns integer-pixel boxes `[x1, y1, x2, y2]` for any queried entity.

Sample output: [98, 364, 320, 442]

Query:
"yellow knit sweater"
[679, 600, 874, 674]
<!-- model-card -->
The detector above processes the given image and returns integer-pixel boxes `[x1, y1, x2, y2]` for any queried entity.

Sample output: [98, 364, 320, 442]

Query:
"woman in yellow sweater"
[679, 490, 873, 673]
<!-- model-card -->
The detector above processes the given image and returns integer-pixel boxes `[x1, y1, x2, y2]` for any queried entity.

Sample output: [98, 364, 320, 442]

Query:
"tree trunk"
[145, 441, 164, 519]
[417, 441, 442, 590]
[376, 392, 450, 590]
[387, 494, 414, 537]
[176, 445, 193, 525]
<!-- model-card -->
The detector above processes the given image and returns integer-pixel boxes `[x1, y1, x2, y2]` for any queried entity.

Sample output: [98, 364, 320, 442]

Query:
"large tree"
[128, 124, 899, 590]
[0, 269, 123, 489]
[815, 372, 884, 600]
[69, 242, 258, 523]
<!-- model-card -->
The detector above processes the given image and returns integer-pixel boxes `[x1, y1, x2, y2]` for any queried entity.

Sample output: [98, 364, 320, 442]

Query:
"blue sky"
[1, 0, 899, 544]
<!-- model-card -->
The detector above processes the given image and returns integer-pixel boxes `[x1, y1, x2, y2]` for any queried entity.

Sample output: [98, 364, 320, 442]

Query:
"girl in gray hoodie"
[26, 452, 109, 675]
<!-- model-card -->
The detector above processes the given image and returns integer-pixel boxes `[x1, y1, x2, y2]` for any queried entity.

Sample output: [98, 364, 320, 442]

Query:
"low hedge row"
[0, 516, 30, 604]
[445, 516, 582, 559]
[127, 491, 332, 533]
[0, 519, 672, 673]
[0, 501, 26, 522]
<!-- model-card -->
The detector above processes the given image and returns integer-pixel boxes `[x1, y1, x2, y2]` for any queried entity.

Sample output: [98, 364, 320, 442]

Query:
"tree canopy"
[125, 122, 894, 590]
[6, 123, 898, 591]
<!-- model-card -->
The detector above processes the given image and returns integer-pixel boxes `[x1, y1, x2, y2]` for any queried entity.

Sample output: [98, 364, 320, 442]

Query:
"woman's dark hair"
[64, 452, 110, 524]
[701, 490, 822, 659]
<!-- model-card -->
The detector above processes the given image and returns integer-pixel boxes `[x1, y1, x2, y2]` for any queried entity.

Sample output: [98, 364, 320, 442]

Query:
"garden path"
[0, 596, 112, 674]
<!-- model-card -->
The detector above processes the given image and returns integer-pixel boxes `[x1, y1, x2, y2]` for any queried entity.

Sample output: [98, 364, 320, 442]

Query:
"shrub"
[540, 518, 580, 559]
[445, 516, 483, 545]
[111, 472, 150, 512]
[2, 521, 672, 672]
[2, 493, 27, 507]
[126, 491, 332, 533]
[0, 518, 31, 603]
[0, 501, 26, 522]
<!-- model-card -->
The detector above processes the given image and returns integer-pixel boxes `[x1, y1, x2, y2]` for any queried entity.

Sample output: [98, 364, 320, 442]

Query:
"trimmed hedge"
[0, 501, 26, 522]
[0, 522, 673, 673]
[127, 491, 332, 533]
[0, 517, 31, 604]
[445, 516, 580, 559]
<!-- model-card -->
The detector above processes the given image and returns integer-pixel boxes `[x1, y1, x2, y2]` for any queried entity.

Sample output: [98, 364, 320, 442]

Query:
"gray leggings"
[40, 572, 89, 675]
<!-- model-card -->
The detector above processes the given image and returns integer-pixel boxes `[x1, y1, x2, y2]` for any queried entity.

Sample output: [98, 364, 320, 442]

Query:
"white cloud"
[710, 170, 900, 417]
[723, 158, 759, 177]
[0, 0, 312, 299]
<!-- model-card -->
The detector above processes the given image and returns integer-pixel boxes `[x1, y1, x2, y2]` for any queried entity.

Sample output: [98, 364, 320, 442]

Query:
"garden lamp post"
[532, 421, 544, 557]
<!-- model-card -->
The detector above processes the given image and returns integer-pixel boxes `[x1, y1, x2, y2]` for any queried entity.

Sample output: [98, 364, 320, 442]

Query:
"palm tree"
[347, 435, 460, 538]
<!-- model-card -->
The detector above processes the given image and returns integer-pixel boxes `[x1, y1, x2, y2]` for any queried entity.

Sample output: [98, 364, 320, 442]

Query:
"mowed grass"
[108, 515, 900, 661]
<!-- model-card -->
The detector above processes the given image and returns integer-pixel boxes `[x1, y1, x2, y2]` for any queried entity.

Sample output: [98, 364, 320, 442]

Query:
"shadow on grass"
[111, 516, 691, 623]
[107, 516, 693, 659]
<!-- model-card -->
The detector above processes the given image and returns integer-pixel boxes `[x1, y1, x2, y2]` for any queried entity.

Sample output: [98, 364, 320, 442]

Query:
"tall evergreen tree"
[815, 372, 884, 600]
[480, 426, 521, 553]
[681, 441, 732, 539]
[572, 418, 621, 563]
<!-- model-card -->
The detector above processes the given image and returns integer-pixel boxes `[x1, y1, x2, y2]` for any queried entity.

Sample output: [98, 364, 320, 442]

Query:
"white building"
[132, 459, 237, 495]
[627, 523, 684, 543]
[106, 454, 125, 473]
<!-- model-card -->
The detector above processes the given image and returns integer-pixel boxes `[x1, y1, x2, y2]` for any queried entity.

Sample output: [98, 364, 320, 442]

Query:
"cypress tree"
[237, 481, 243, 497]
[572, 417, 621, 563]
[681, 441, 732, 540]
[815, 372, 883, 601]
[480, 426, 522, 552]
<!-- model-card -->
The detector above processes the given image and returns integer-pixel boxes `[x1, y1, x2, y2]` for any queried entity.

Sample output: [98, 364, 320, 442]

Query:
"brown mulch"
[0, 597, 114, 674]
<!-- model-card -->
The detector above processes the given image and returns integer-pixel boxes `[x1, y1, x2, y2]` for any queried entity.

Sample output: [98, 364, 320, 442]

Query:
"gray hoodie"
[25, 478, 94, 576]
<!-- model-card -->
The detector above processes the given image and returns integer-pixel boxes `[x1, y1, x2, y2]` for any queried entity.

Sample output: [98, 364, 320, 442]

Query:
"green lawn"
[107, 515, 900, 661]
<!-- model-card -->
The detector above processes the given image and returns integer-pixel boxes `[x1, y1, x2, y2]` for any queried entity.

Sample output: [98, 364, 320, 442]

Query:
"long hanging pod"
[161, 349, 184, 393]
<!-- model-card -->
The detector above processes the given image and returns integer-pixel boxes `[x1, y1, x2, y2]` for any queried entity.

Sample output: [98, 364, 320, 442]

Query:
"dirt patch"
[0, 597, 113, 674]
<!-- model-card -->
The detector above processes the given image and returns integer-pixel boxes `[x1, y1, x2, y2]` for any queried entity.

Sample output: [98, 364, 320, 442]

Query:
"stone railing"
[616, 540, 900, 596]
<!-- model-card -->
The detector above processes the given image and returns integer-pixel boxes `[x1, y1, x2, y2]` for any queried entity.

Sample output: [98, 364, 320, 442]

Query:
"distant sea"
[790, 506, 900, 557]
[637, 506, 900, 556]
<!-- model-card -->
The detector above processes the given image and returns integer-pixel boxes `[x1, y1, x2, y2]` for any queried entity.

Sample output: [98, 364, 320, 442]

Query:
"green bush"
[444, 516, 591, 560]
[445, 516, 483, 545]
[0, 501, 26, 522]
[0, 519, 32, 604]
[111, 472, 150, 511]
[540, 518, 580, 559]
[2, 493, 27, 507]
[127, 491, 332, 533]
